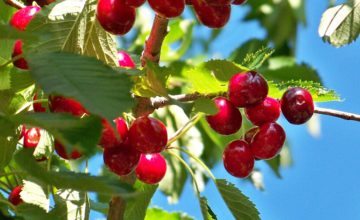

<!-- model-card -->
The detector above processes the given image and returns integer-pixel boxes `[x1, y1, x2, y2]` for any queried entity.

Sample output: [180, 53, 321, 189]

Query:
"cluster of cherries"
[96, 0, 246, 36]
[205, 71, 314, 178]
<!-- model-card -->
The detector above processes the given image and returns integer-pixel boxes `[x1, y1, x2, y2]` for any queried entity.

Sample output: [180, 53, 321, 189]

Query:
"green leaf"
[0, 117, 18, 170]
[0, 66, 11, 90]
[229, 39, 269, 64]
[200, 197, 217, 220]
[145, 207, 194, 220]
[14, 149, 135, 196]
[23, 0, 118, 66]
[216, 179, 260, 220]
[57, 189, 88, 220]
[124, 181, 158, 220]
[265, 156, 282, 178]
[193, 98, 218, 115]
[319, 1, 360, 47]
[20, 180, 50, 212]
[242, 46, 274, 70]
[16, 204, 53, 220]
[26, 52, 134, 121]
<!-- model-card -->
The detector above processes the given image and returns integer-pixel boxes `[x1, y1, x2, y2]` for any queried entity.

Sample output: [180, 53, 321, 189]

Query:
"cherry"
[135, 153, 167, 184]
[49, 96, 87, 117]
[206, 97, 242, 135]
[223, 140, 254, 178]
[245, 97, 281, 126]
[205, 0, 231, 5]
[281, 87, 314, 125]
[148, 0, 185, 18]
[26, 0, 56, 6]
[99, 117, 128, 149]
[12, 40, 28, 70]
[23, 127, 41, 148]
[33, 93, 47, 112]
[118, 51, 136, 68]
[243, 127, 259, 144]
[103, 141, 140, 176]
[232, 0, 246, 5]
[54, 140, 82, 160]
[97, 0, 136, 35]
[123, 0, 146, 7]
[193, 0, 231, 28]
[228, 71, 268, 107]
[10, 6, 40, 31]
[8, 186, 23, 206]
[185, 0, 193, 4]
[129, 116, 168, 154]
[250, 122, 286, 160]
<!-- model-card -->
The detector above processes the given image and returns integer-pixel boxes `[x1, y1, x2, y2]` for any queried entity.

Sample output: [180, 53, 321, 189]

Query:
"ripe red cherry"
[97, 0, 136, 35]
[193, 0, 231, 28]
[245, 97, 281, 126]
[118, 51, 136, 68]
[250, 122, 286, 160]
[128, 116, 168, 154]
[135, 153, 167, 184]
[148, 0, 185, 18]
[8, 186, 23, 206]
[103, 141, 140, 176]
[33, 94, 47, 112]
[12, 40, 28, 70]
[205, 0, 231, 5]
[281, 87, 314, 124]
[206, 97, 242, 135]
[232, 0, 246, 5]
[54, 140, 82, 160]
[243, 126, 259, 144]
[99, 117, 128, 149]
[223, 140, 254, 178]
[228, 71, 268, 107]
[23, 127, 41, 148]
[10, 6, 40, 31]
[49, 96, 87, 116]
[123, 0, 146, 7]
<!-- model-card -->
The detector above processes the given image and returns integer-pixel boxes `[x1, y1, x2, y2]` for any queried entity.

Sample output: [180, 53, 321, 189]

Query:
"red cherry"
[103, 141, 140, 176]
[281, 87, 314, 125]
[232, 0, 246, 5]
[193, 0, 231, 28]
[118, 51, 136, 68]
[148, 0, 185, 18]
[26, 0, 56, 6]
[135, 153, 167, 184]
[243, 126, 259, 144]
[123, 0, 146, 7]
[245, 97, 281, 126]
[223, 140, 254, 178]
[97, 0, 136, 35]
[33, 93, 47, 112]
[23, 127, 41, 148]
[206, 97, 242, 135]
[10, 6, 40, 31]
[99, 117, 128, 149]
[128, 116, 168, 154]
[205, 0, 231, 5]
[49, 96, 87, 116]
[54, 140, 82, 160]
[8, 186, 23, 206]
[250, 122, 286, 160]
[12, 40, 28, 70]
[185, 0, 193, 4]
[228, 71, 268, 107]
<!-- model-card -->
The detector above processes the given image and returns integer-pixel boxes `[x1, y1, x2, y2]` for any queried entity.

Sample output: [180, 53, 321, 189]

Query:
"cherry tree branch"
[4, 0, 25, 9]
[314, 107, 360, 122]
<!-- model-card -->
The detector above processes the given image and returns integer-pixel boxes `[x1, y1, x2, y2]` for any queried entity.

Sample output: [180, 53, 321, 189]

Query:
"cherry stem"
[314, 107, 360, 122]
[4, 0, 25, 9]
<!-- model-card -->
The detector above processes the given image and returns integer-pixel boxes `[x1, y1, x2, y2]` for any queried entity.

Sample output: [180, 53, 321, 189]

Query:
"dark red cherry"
[232, 0, 246, 5]
[245, 97, 281, 126]
[118, 51, 136, 68]
[99, 117, 128, 149]
[97, 0, 136, 35]
[205, 0, 231, 5]
[250, 122, 286, 160]
[26, 0, 56, 6]
[54, 140, 82, 160]
[12, 40, 28, 70]
[185, 0, 192, 4]
[243, 127, 259, 144]
[193, 0, 231, 28]
[281, 87, 314, 125]
[223, 140, 254, 178]
[135, 153, 167, 184]
[10, 6, 40, 31]
[103, 141, 140, 176]
[206, 97, 242, 135]
[8, 186, 23, 206]
[23, 127, 41, 148]
[148, 0, 185, 18]
[33, 93, 47, 112]
[129, 116, 168, 154]
[228, 71, 268, 107]
[49, 96, 88, 116]
[123, 0, 146, 7]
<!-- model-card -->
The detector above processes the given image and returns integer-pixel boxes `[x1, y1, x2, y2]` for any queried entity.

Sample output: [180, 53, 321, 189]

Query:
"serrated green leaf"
[57, 189, 88, 220]
[203, 60, 248, 81]
[16, 204, 53, 220]
[193, 98, 218, 115]
[20, 180, 50, 212]
[319, 1, 360, 47]
[242, 46, 274, 70]
[23, 0, 118, 66]
[229, 39, 269, 64]
[265, 156, 282, 178]
[14, 149, 135, 196]
[145, 207, 194, 220]
[216, 179, 260, 220]
[0, 117, 18, 170]
[26, 52, 134, 121]
[200, 197, 217, 220]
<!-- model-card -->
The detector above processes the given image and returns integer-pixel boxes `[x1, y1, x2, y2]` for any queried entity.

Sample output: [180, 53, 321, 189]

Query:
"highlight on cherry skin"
[23, 127, 41, 149]
[118, 50, 136, 68]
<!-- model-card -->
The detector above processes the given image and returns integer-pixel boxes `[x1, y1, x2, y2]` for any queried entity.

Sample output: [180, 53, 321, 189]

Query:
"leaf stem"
[4, 0, 24, 9]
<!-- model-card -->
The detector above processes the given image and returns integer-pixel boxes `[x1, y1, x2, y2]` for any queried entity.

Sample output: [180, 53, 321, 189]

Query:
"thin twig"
[314, 107, 360, 122]
[4, 0, 25, 9]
